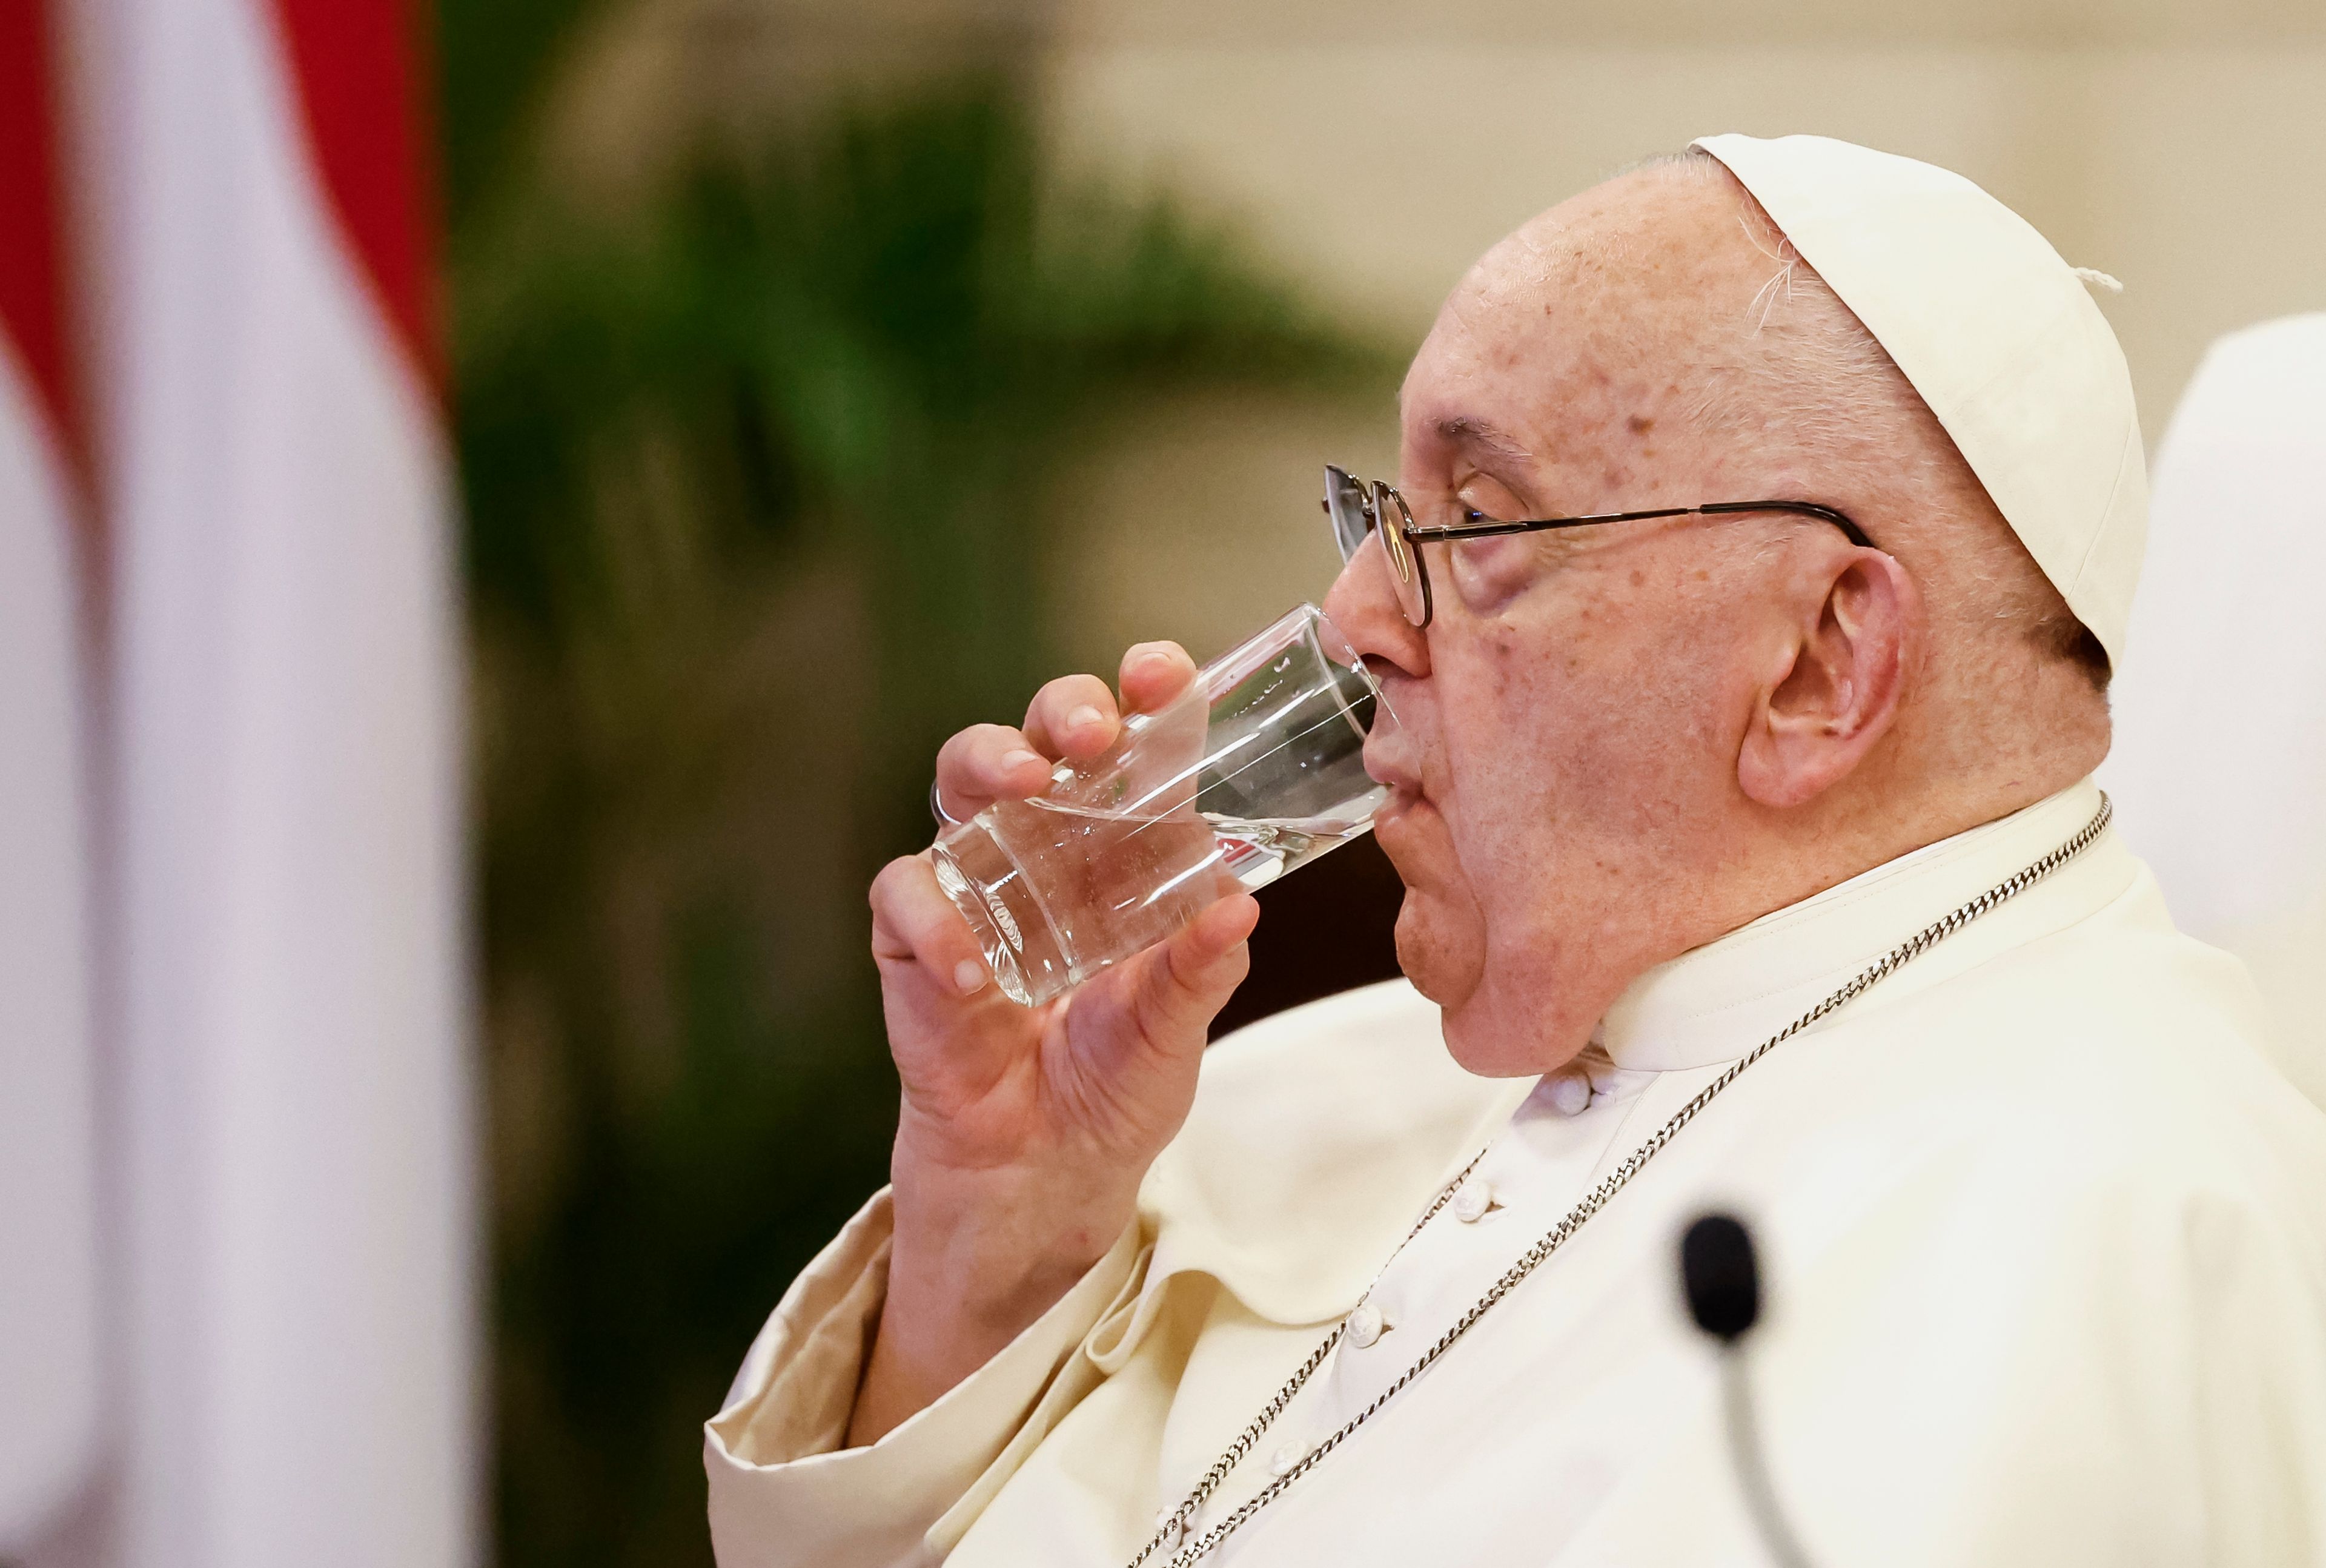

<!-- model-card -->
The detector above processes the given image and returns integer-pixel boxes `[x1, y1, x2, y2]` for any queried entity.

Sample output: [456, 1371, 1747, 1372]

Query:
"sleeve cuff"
[705, 1188, 1144, 1567]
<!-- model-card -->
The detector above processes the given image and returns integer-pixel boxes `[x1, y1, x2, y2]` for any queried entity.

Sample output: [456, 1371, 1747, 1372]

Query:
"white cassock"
[702, 779, 2326, 1566]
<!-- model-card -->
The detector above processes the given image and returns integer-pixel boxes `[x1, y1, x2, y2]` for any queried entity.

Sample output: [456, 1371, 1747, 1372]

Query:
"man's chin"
[1396, 916, 1570, 1077]
[1391, 899, 1478, 1010]
[1434, 987, 1562, 1079]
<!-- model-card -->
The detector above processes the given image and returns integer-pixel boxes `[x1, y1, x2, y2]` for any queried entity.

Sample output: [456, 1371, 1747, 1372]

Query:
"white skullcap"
[1691, 133, 2147, 669]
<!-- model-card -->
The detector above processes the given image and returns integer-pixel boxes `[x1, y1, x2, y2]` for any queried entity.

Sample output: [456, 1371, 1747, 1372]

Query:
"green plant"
[447, 50, 1383, 1566]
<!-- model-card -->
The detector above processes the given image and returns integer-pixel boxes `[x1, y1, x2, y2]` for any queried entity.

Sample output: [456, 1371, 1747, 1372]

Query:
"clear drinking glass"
[933, 604, 1396, 1007]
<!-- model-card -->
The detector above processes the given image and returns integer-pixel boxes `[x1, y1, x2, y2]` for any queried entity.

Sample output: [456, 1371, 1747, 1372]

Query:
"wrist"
[887, 1155, 1136, 1317]
[846, 1183, 1136, 1448]
[859, 1165, 1132, 1440]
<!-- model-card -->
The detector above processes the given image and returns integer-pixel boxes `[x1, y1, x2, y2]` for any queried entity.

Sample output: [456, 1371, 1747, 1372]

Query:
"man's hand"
[849, 641, 1259, 1446]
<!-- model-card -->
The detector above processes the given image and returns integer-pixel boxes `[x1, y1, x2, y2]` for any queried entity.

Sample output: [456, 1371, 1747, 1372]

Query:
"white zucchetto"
[1692, 133, 2147, 667]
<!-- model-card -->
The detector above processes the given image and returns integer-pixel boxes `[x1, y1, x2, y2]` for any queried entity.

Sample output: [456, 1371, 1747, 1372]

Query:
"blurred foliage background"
[437, 1, 1399, 1560]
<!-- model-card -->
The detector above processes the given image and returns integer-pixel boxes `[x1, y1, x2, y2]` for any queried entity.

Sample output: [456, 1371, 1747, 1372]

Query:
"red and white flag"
[3, 0, 473, 1561]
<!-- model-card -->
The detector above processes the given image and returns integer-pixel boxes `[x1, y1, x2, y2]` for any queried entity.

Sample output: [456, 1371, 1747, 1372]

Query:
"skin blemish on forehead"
[1627, 414, 1655, 435]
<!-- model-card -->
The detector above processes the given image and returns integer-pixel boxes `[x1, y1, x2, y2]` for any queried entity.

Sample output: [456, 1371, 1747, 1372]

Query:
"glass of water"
[932, 604, 1397, 1007]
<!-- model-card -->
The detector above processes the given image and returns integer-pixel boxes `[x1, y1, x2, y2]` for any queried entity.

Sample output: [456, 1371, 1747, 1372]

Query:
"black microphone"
[1682, 1214, 1816, 1568]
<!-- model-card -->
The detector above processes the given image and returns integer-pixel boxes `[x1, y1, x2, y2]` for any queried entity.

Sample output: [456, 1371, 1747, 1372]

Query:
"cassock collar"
[1597, 779, 2109, 1074]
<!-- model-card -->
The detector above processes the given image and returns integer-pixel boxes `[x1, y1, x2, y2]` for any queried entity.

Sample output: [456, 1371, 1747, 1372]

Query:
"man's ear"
[1737, 551, 1920, 809]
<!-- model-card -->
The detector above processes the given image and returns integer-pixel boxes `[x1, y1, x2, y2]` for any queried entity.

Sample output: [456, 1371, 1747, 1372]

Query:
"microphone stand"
[1717, 1351, 1814, 1568]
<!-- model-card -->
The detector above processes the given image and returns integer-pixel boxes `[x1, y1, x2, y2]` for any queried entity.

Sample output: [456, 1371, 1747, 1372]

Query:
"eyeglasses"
[1322, 464, 1875, 629]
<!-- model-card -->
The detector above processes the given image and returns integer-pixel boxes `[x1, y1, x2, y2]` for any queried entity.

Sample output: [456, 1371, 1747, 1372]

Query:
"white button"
[1546, 1071, 1592, 1116]
[1269, 1440, 1306, 1477]
[1345, 1301, 1384, 1347]
[1451, 1178, 1494, 1223]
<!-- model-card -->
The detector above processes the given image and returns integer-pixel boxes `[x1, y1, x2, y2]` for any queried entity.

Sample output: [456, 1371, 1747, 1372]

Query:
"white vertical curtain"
[79, 0, 476, 1561]
[0, 296, 100, 1564]
[2102, 313, 2326, 1111]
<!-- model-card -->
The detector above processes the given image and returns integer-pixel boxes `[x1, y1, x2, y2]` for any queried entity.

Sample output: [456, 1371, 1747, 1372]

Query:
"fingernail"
[1002, 749, 1046, 773]
[954, 959, 989, 995]
[1067, 705, 1104, 733]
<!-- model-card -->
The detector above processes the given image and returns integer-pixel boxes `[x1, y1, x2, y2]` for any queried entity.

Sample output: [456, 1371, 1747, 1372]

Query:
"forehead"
[1401, 170, 1766, 459]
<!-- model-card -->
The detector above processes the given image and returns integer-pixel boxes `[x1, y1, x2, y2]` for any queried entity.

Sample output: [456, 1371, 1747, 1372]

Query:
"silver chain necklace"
[1127, 795, 2113, 1568]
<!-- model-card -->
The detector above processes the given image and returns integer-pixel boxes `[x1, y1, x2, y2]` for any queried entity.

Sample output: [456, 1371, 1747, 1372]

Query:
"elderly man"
[704, 136, 2326, 1566]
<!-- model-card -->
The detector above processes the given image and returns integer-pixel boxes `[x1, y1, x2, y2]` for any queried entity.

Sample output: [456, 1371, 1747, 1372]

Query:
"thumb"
[1072, 892, 1260, 1082]
[1144, 890, 1262, 1036]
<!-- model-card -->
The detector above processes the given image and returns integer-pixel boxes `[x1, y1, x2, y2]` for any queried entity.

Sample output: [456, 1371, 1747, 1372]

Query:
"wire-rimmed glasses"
[1323, 464, 1875, 629]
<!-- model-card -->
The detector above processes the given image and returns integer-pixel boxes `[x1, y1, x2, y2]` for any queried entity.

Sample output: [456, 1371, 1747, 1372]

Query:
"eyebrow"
[1433, 414, 1534, 465]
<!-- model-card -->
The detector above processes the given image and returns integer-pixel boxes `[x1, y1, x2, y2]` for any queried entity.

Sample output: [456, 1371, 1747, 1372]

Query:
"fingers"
[870, 853, 993, 999]
[1019, 646, 1194, 761]
[933, 647, 1198, 822]
[933, 724, 1056, 822]
[928, 639, 1205, 886]
[1022, 673, 1119, 761]
[1118, 641, 1198, 716]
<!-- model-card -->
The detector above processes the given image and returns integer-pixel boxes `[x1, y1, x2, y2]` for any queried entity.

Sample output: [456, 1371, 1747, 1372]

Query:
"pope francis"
[703, 136, 2326, 1566]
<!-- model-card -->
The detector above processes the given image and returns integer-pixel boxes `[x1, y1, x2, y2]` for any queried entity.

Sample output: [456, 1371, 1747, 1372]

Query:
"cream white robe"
[706, 780, 2326, 1566]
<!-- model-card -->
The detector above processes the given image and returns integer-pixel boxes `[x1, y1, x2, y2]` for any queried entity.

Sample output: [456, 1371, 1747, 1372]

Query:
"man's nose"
[1323, 535, 1430, 680]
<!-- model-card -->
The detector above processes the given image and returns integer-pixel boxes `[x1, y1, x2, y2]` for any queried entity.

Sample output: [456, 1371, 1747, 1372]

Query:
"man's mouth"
[1362, 733, 1423, 798]
[1362, 721, 1433, 853]
[1368, 789, 1438, 899]
[1372, 785, 1432, 837]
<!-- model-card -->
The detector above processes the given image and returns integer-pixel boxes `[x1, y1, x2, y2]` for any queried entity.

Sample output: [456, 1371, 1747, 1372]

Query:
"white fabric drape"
[81, 0, 475, 1562]
[0, 332, 99, 1556]
[2102, 313, 2326, 1111]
